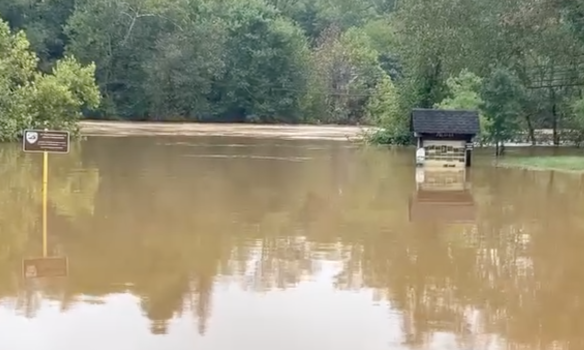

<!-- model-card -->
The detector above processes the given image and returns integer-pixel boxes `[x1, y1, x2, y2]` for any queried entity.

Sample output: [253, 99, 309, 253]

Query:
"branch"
[120, 11, 183, 46]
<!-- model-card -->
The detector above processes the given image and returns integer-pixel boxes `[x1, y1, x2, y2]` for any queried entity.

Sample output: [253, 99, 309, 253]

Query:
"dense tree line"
[3, 0, 584, 144]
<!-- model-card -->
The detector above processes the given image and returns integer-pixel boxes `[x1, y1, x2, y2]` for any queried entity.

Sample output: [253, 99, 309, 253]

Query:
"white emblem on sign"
[25, 131, 38, 144]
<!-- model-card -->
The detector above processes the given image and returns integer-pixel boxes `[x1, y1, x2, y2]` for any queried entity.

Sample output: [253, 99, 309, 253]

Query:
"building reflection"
[409, 168, 475, 224]
[2, 139, 584, 349]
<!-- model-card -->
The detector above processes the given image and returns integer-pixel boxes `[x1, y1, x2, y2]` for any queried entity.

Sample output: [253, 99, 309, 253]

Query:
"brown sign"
[22, 257, 68, 279]
[22, 129, 70, 153]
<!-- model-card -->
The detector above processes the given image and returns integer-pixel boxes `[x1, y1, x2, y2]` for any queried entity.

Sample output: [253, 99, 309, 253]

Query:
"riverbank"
[79, 121, 375, 141]
[497, 156, 584, 173]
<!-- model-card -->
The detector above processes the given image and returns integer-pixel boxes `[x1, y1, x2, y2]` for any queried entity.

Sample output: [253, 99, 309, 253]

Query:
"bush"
[363, 128, 413, 145]
[0, 19, 100, 141]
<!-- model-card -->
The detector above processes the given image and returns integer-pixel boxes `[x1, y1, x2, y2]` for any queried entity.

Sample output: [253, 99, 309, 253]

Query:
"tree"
[26, 56, 101, 131]
[389, 0, 489, 109]
[436, 69, 489, 142]
[436, 70, 482, 110]
[480, 68, 526, 155]
[4, 0, 584, 135]
[361, 18, 402, 81]
[0, 18, 100, 141]
[365, 74, 401, 127]
[141, 1, 229, 120]
[209, 0, 312, 123]
[566, 96, 584, 147]
[363, 73, 412, 145]
[0, 0, 75, 71]
[64, 0, 172, 118]
[305, 25, 384, 124]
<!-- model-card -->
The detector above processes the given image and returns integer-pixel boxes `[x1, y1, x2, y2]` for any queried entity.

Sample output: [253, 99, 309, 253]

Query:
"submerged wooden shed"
[411, 109, 480, 168]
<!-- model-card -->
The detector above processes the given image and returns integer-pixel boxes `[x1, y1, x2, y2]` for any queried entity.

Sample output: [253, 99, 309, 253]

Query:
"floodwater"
[1, 136, 584, 350]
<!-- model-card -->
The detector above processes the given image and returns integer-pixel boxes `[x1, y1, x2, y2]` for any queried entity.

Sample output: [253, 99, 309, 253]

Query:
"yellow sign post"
[22, 129, 70, 278]
[42, 150, 48, 257]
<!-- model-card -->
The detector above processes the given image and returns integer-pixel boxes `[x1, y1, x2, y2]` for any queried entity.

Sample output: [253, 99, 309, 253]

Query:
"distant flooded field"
[1, 135, 583, 350]
[79, 121, 374, 141]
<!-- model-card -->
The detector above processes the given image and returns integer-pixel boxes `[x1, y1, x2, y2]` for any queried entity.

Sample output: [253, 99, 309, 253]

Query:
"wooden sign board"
[22, 257, 69, 279]
[22, 130, 70, 153]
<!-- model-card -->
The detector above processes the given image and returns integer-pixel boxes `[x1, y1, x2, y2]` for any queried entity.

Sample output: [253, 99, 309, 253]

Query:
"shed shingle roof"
[411, 109, 480, 135]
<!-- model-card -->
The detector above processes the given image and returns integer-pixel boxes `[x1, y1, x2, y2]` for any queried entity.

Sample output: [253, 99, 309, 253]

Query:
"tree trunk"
[552, 102, 559, 146]
[550, 87, 559, 146]
[525, 114, 536, 145]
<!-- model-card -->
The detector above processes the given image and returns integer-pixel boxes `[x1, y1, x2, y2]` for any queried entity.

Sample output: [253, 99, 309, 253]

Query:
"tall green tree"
[436, 69, 489, 141]
[64, 0, 174, 118]
[365, 74, 400, 126]
[480, 68, 526, 155]
[209, 0, 311, 123]
[305, 25, 384, 124]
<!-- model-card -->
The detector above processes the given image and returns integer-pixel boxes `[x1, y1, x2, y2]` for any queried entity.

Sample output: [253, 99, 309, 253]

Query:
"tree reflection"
[0, 143, 99, 317]
[354, 166, 584, 350]
[2, 138, 584, 349]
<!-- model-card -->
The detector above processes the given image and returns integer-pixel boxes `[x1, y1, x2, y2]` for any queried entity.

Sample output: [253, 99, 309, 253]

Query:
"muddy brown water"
[1, 136, 584, 350]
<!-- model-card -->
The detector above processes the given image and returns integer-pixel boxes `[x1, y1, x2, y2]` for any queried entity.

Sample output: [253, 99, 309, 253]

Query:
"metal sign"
[22, 130, 70, 153]
[22, 257, 69, 279]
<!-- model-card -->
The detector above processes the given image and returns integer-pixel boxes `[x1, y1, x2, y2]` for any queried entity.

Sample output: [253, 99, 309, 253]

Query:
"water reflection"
[0, 139, 584, 349]
[410, 168, 476, 223]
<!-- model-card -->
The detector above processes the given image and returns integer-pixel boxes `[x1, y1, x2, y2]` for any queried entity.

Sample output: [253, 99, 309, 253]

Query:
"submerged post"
[22, 128, 70, 258]
[22, 128, 71, 279]
[42, 148, 48, 256]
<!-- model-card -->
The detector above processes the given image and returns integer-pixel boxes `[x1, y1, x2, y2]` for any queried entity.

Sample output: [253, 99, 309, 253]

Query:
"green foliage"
[364, 128, 413, 146]
[436, 70, 482, 110]
[303, 25, 385, 124]
[435, 69, 490, 140]
[0, 18, 100, 141]
[479, 68, 525, 146]
[362, 73, 413, 145]
[566, 97, 584, 146]
[365, 74, 401, 126]
[2, 0, 584, 144]
[214, 2, 311, 122]
[570, 98, 584, 129]
[361, 19, 401, 80]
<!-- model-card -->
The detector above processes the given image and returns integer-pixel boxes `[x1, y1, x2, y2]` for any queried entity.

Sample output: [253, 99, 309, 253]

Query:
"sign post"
[22, 129, 70, 278]
[43, 149, 48, 256]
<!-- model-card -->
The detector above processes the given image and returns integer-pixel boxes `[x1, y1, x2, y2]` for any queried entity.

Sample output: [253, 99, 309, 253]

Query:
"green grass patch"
[498, 156, 584, 172]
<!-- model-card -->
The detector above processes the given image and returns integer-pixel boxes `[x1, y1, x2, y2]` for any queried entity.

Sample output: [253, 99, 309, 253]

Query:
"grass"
[498, 156, 584, 172]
